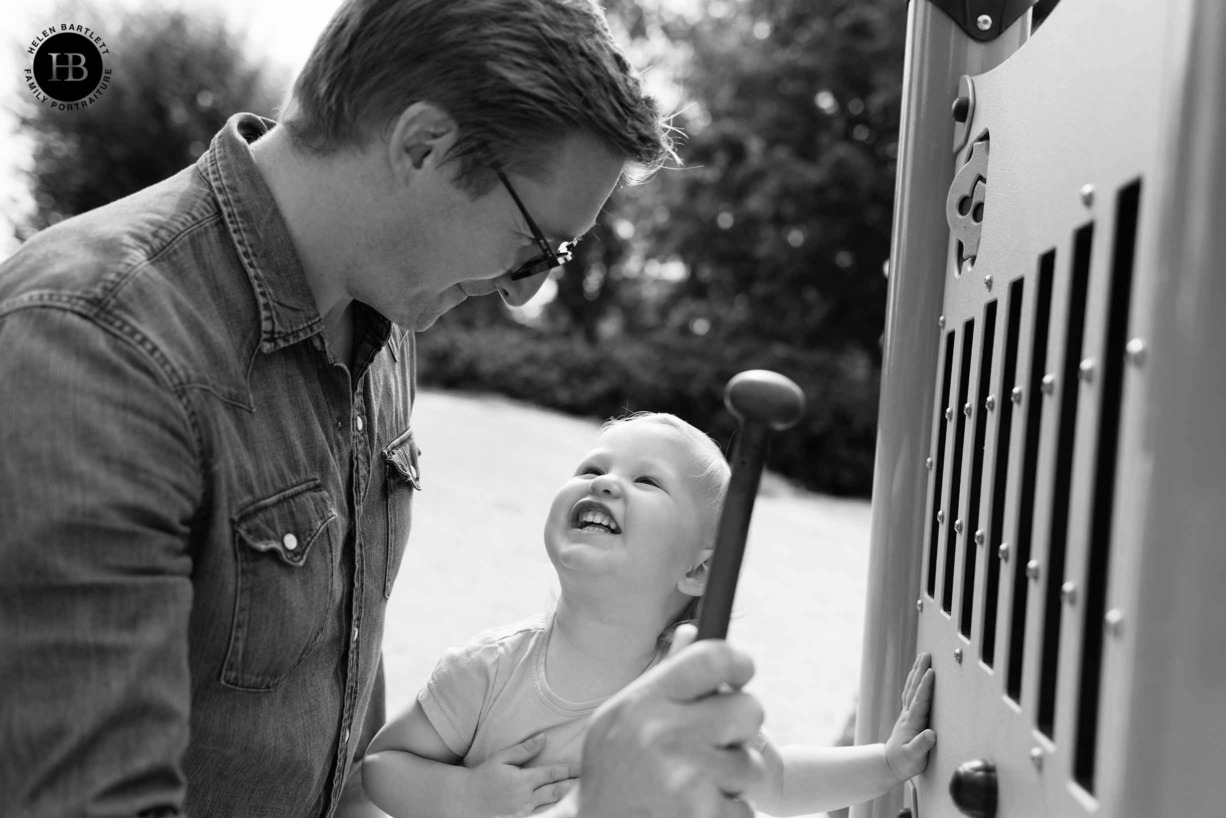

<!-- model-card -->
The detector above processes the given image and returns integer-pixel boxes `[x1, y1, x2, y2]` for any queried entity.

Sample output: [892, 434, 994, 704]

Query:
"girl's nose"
[589, 473, 622, 497]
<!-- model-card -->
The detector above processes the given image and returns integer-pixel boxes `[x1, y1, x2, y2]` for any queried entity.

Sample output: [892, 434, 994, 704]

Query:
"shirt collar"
[199, 114, 327, 354]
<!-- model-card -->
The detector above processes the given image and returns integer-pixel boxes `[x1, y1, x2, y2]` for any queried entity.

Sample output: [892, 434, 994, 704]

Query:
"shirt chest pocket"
[223, 480, 339, 691]
[382, 428, 420, 599]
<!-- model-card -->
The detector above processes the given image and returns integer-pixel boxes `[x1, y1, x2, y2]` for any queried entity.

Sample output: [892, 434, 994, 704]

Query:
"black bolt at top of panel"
[924, 0, 1038, 42]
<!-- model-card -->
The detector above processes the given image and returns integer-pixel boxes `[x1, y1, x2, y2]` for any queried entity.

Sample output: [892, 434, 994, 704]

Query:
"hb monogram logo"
[25, 26, 113, 110]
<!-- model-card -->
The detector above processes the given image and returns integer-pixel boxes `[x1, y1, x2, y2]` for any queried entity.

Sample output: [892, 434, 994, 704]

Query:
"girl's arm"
[749, 653, 936, 817]
[362, 702, 578, 818]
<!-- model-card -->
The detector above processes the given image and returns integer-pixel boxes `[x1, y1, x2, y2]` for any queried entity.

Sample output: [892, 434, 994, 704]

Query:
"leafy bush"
[417, 322, 879, 497]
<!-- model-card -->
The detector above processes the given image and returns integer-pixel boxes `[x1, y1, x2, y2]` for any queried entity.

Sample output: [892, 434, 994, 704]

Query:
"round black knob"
[951, 96, 971, 123]
[949, 759, 997, 818]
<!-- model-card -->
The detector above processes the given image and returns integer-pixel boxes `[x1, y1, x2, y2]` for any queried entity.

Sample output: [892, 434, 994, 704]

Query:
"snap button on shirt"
[355, 416, 364, 432]
[283, 533, 298, 551]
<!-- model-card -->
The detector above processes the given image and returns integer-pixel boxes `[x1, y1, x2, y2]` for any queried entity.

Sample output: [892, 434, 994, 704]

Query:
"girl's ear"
[677, 549, 713, 597]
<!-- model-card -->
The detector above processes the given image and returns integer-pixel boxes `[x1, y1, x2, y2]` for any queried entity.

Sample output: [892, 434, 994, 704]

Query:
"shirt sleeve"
[0, 307, 200, 817]
[417, 631, 505, 758]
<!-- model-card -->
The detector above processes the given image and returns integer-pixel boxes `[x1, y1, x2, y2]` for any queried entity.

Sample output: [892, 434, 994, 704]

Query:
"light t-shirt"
[419, 612, 612, 769]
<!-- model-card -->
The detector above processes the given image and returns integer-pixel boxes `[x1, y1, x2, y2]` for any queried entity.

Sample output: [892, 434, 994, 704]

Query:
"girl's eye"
[579, 466, 603, 477]
[635, 476, 661, 487]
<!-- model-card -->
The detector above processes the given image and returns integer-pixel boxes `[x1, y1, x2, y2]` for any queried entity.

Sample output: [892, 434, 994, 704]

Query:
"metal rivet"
[282, 533, 299, 551]
[954, 647, 964, 664]
[960, 258, 975, 277]
[977, 13, 992, 31]
[1041, 374, 1056, 395]
[925, 456, 933, 470]
[1080, 184, 1095, 207]
[1105, 608, 1125, 634]
[974, 529, 985, 547]
[882, 260, 890, 279]
[1030, 747, 1044, 768]
[342, 728, 351, 744]
[356, 416, 365, 432]
[1026, 560, 1041, 581]
[998, 543, 1010, 562]
[1011, 386, 1023, 403]
[917, 599, 924, 612]
[1125, 338, 1146, 366]
[1079, 359, 1096, 382]
[1061, 581, 1078, 604]
[954, 519, 964, 534]
[352, 626, 360, 641]
[939, 315, 946, 329]
[985, 394, 996, 411]
[937, 510, 946, 524]
[951, 96, 970, 123]
[945, 407, 954, 422]
[984, 274, 993, 291]
[963, 401, 972, 418]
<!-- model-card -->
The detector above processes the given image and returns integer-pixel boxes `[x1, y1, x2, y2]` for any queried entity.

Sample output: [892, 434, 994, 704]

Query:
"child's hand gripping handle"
[696, 370, 805, 641]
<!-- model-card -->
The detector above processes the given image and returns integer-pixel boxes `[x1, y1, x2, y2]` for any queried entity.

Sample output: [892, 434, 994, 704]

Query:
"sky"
[3, 0, 345, 256]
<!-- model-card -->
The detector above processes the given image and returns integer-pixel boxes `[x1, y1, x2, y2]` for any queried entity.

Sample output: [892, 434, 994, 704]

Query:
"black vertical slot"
[928, 332, 956, 598]
[1075, 180, 1140, 792]
[1008, 251, 1055, 702]
[961, 302, 997, 637]
[943, 321, 975, 614]
[1038, 223, 1095, 737]
[983, 280, 1024, 666]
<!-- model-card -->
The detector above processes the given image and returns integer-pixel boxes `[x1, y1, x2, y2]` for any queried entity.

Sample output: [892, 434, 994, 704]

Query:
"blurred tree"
[14, 5, 284, 238]
[550, 0, 904, 362]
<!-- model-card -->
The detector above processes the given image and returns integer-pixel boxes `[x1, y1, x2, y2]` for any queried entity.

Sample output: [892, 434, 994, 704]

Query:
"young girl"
[363, 412, 935, 817]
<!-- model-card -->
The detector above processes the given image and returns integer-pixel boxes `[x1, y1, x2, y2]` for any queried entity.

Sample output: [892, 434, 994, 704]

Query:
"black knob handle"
[949, 759, 997, 818]
[724, 370, 806, 431]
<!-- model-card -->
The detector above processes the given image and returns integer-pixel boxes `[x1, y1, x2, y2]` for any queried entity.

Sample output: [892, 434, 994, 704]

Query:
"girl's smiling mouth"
[570, 498, 621, 534]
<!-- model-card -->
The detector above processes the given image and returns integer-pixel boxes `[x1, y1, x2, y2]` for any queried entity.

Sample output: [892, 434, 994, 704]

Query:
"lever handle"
[697, 370, 805, 640]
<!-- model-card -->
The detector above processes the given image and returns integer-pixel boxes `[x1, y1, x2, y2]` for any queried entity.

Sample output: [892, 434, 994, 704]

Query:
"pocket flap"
[233, 480, 338, 567]
[383, 428, 422, 490]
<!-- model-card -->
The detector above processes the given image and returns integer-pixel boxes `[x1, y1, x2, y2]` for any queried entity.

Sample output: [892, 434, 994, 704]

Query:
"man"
[0, 1, 765, 816]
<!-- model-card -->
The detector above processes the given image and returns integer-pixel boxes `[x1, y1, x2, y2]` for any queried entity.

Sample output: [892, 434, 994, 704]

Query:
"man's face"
[368, 131, 626, 331]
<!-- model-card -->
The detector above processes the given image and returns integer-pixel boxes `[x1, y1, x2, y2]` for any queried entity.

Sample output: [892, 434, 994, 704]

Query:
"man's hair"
[282, 0, 677, 194]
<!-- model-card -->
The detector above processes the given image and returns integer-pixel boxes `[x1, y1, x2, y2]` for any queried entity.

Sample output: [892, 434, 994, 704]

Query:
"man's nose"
[497, 267, 552, 307]
[589, 474, 622, 497]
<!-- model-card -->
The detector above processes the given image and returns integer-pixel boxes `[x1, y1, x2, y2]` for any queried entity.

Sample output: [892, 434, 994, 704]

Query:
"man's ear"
[677, 549, 714, 597]
[387, 101, 457, 175]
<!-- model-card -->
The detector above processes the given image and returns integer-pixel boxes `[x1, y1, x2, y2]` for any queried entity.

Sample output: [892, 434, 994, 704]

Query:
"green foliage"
[417, 319, 879, 496]
[14, 4, 284, 237]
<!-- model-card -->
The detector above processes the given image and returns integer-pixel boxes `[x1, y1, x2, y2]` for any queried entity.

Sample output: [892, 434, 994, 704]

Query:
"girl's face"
[544, 421, 712, 604]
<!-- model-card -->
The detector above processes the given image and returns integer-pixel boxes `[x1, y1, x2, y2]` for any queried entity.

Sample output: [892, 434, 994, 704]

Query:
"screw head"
[1079, 358, 1096, 382]
[1105, 608, 1125, 634]
[963, 401, 973, 418]
[1030, 747, 1044, 768]
[917, 598, 924, 612]
[953, 647, 963, 664]
[945, 407, 953, 422]
[984, 274, 993, 290]
[986, 394, 996, 411]
[1061, 581, 1078, 604]
[882, 260, 890, 279]
[974, 529, 985, 547]
[998, 543, 1010, 562]
[1125, 338, 1147, 365]
[960, 258, 975, 277]
[1041, 374, 1056, 395]
[977, 13, 993, 31]
[1080, 184, 1095, 206]
[926, 456, 933, 470]
[939, 315, 946, 329]
[937, 510, 946, 524]
[1011, 386, 1023, 403]
[951, 96, 971, 123]
[1026, 559, 1041, 581]
[954, 518, 964, 534]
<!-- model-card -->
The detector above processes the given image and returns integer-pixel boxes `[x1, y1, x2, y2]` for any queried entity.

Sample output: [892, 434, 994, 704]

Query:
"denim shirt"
[0, 114, 418, 817]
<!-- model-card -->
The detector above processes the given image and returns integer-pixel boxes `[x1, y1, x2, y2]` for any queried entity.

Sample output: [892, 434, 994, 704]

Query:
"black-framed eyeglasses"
[496, 169, 578, 281]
